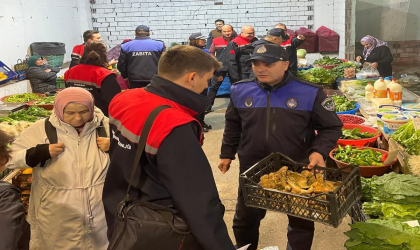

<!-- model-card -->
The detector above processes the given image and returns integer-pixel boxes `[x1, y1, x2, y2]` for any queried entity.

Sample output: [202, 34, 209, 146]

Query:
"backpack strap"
[96, 121, 107, 138]
[44, 117, 58, 144]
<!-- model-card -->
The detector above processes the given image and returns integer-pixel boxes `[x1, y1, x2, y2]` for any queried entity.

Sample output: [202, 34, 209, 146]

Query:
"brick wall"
[389, 40, 420, 64]
[90, 0, 315, 48]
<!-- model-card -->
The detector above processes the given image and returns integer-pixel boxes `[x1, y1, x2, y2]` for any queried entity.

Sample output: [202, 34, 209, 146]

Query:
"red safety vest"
[71, 44, 85, 58]
[109, 88, 203, 154]
[64, 64, 114, 89]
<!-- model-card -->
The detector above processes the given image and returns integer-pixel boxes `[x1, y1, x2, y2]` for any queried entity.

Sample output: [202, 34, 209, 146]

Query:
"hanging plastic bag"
[356, 63, 380, 78]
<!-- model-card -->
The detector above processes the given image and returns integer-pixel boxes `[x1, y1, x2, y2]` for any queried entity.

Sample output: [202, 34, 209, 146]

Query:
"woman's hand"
[108, 59, 118, 66]
[49, 143, 65, 158]
[44, 69, 52, 73]
[97, 137, 110, 152]
[356, 56, 362, 62]
[371, 62, 378, 69]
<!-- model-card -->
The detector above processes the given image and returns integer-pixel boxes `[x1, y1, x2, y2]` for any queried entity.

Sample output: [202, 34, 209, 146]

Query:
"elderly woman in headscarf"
[356, 35, 393, 77]
[27, 55, 60, 94]
[7, 87, 110, 250]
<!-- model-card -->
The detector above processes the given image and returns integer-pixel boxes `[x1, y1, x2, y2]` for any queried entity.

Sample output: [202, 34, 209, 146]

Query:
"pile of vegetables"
[331, 62, 359, 78]
[296, 67, 336, 84]
[313, 56, 343, 66]
[345, 173, 420, 249]
[340, 127, 377, 140]
[345, 219, 420, 249]
[0, 106, 51, 123]
[296, 49, 307, 58]
[33, 95, 56, 105]
[338, 114, 366, 124]
[330, 95, 357, 112]
[334, 145, 384, 166]
[391, 120, 420, 156]
[3, 93, 42, 103]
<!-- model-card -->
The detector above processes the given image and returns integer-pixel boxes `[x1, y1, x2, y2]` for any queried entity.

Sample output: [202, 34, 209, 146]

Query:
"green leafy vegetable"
[296, 67, 337, 84]
[330, 95, 356, 112]
[296, 49, 307, 58]
[313, 56, 343, 66]
[331, 62, 360, 78]
[7, 106, 51, 122]
[34, 95, 56, 105]
[3, 93, 42, 103]
[344, 219, 420, 250]
[370, 172, 420, 204]
[341, 127, 377, 139]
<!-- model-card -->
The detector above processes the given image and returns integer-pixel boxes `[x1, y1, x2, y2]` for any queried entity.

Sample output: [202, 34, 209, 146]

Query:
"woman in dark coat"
[356, 35, 393, 77]
[27, 56, 60, 93]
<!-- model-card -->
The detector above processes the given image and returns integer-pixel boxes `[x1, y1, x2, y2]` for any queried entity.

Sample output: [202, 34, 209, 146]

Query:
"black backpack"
[44, 117, 107, 143]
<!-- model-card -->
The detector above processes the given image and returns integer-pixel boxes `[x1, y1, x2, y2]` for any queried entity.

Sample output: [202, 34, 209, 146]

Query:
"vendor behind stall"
[356, 35, 393, 77]
[27, 55, 60, 94]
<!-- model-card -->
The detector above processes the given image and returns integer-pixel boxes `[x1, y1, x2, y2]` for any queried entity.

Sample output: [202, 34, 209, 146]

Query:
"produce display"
[338, 114, 366, 124]
[391, 120, 420, 155]
[296, 67, 336, 84]
[297, 63, 311, 68]
[3, 93, 42, 103]
[33, 95, 56, 105]
[345, 173, 420, 250]
[333, 145, 385, 166]
[340, 127, 376, 140]
[330, 95, 357, 112]
[258, 166, 341, 196]
[313, 56, 343, 66]
[296, 49, 307, 58]
[345, 219, 420, 250]
[331, 62, 359, 78]
[0, 72, 8, 81]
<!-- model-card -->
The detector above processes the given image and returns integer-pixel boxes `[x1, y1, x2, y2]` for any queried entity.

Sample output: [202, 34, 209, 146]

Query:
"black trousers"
[233, 187, 315, 250]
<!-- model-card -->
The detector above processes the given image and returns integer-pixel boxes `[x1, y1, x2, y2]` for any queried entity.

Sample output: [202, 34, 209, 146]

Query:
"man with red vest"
[65, 41, 121, 116]
[102, 45, 236, 249]
[275, 23, 306, 76]
[227, 25, 258, 82]
[70, 30, 117, 69]
[207, 24, 237, 112]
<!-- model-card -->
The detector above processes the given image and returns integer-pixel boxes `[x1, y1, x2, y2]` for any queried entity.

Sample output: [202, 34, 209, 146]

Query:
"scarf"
[53, 87, 95, 132]
[27, 55, 42, 67]
[361, 35, 388, 60]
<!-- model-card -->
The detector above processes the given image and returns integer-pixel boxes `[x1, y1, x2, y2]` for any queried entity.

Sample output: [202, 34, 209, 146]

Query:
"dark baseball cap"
[247, 44, 289, 64]
[189, 32, 208, 40]
[135, 25, 150, 32]
[267, 28, 289, 40]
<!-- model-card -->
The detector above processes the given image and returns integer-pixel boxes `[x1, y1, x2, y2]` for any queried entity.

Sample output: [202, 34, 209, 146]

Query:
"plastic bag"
[356, 63, 380, 79]
[316, 26, 339, 52]
[295, 27, 317, 53]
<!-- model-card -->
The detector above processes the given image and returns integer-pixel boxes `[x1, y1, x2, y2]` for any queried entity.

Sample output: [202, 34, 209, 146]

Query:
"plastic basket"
[336, 103, 360, 115]
[56, 78, 66, 89]
[338, 124, 381, 147]
[240, 152, 362, 228]
[0, 61, 18, 85]
[297, 65, 313, 71]
[33, 53, 65, 68]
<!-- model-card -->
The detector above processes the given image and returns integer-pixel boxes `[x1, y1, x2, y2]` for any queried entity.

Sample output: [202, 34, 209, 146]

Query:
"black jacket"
[0, 181, 30, 250]
[221, 72, 343, 171]
[227, 36, 258, 81]
[360, 46, 393, 77]
[27, 65, 59, 94]
[117, 36, 165, 89]
[281, 36, 305, 76]
[103, 76, 235, 250]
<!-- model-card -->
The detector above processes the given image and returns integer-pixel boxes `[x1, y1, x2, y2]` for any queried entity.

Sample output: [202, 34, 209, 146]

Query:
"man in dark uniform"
[117, 25, 166, 89]
[227, 25, 258, 82]
[252, 28, 289, 47]
[275, 23, 306, 76]
[103, 45, 236, 250]
[218, 44, 343, 250]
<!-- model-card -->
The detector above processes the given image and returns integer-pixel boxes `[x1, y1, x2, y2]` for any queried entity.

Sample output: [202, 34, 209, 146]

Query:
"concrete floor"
[202, 97, 351, 250]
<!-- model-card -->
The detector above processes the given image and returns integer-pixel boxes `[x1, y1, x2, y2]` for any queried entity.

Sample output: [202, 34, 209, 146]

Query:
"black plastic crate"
[240, 152, 362, 228]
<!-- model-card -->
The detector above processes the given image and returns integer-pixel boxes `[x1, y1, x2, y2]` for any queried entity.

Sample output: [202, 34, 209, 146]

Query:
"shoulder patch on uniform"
[232, 77, 256, 85]
[286, 98, 298, 109]
[321, 97, 335, 111]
